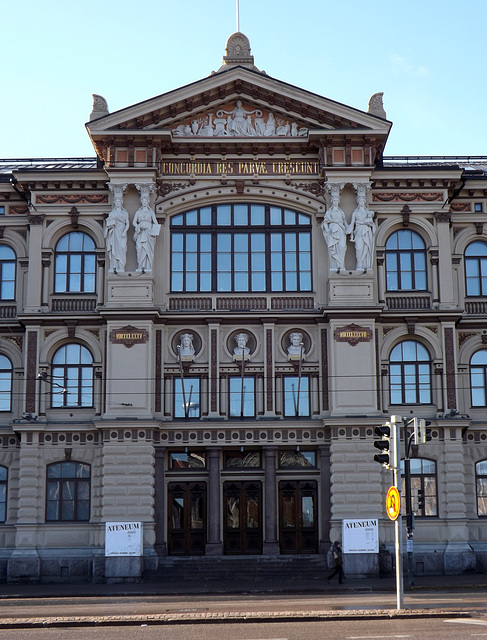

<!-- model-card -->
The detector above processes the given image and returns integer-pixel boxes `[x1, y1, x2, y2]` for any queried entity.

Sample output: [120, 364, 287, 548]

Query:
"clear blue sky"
[2, 0, 485, 159]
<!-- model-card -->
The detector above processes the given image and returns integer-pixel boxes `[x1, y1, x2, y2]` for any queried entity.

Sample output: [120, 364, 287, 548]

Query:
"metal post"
[295, 342, 304, 417]
[404, 418, 414, 587]
[240, 345, 246, 418]
[177, 346, 188, 418]
[391, 414, 404, 610]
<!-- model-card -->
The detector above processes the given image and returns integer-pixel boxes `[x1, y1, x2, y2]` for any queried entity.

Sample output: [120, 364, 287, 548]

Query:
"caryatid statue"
[321, 183, 347, 271]
[133, 183, 160, 272]
[105, 183, 129, 272]
[348, 183, 376, 272]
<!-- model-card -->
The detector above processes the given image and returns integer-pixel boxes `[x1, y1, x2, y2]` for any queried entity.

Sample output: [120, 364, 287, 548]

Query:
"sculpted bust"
[178, 333, 195, 357]
[233, 332, 251, 360]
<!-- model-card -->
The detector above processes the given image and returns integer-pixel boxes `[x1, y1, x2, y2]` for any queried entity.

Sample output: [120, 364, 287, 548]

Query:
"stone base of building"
[105, 556, 143, 583]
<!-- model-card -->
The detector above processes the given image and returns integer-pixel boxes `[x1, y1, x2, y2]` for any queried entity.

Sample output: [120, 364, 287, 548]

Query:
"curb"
[0, 609, 472, 629]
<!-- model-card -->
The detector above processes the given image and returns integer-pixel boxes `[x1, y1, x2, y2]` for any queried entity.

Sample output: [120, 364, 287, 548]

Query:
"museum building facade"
[0, 33, 487, 581]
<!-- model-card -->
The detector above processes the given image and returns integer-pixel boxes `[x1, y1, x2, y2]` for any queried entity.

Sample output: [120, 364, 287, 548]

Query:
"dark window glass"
[170, 204, 312, 293]
[169, 451, 206, 469]
[0, 354, 13, 412]
[390, 341, 431, 405]
[476, 460, 487, 516]
[46, 461, 90, 521]
[283, 376, 310, 416]
[465, 241, 487, 297]
[0, 245, 16, 300]
[174, 378, 200, 418]
[279, 450, 316, 469]
[400, 458, 437, 517]
[0, 465, 7, 522]
[229, 376, 255, 417]
[385, 230, 427, 291]
[51, 344, 94, 407]
[224, 451, 261, 468]
[54, 232, 96, 293]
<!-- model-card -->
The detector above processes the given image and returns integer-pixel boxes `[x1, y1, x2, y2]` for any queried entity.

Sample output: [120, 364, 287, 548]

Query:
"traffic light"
[417, 488, 425, 511]
[374, 423, 393, 468]
[412, 418, 432, 444]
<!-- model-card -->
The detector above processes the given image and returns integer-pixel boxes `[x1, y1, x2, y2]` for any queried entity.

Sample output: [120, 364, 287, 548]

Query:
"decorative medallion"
[109, 325, 148, 348]
[334, 323, 373, 347]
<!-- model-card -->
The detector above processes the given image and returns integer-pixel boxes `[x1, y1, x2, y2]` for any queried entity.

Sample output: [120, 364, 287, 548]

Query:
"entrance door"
[223, 481, 262, 554]
[279, 480, 318, 554]
[167, 482, 206, 555]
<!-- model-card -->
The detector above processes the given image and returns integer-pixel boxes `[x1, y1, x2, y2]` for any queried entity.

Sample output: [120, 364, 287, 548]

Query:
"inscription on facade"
[110, 325, 148, 348]
[161, 160, 320, 177]
[334, 323, 372, 347]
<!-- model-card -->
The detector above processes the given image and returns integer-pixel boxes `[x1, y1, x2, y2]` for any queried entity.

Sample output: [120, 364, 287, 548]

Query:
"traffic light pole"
[404, 419, 415, 588]
[391, 415, 404, 610]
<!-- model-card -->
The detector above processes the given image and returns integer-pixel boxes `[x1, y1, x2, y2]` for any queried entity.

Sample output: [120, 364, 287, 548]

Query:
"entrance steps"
[144, 555, 329, 588]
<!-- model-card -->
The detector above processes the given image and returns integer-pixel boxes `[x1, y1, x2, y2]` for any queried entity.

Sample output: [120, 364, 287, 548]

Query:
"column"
[263, 446, 279, 554]
[154, 447, 166, 556]
[206, 321, 221, 418]
[205, 447, 222, 555]
[318, 445, 331, 553]
[436, 212, 455, 309]
[25, 214, 45, 312]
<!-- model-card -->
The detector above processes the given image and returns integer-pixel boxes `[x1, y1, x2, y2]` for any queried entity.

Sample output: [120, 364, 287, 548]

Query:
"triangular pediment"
[86, 66, 391, 143]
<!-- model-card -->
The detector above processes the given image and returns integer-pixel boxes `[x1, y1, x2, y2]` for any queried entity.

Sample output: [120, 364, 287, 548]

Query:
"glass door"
[223, 481, 262, 554]
[167, 482, 206, 555]
[279, 480, 318, 553]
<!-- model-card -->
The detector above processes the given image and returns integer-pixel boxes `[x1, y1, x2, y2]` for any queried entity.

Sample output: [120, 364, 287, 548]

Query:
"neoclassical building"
[0, 33, 487, 582]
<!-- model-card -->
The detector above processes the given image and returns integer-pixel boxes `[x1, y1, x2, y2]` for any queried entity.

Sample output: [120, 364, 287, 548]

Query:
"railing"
[465, 300, 487, 315]
[217, 297, 266, 311]
[51, 298, 97, 312]
[271, 296, 315, 310]
[169, 295, 316, 312]
[385, 294, 431, 310]
[169, 297, 212, 311]
[0, 305, 16, 318]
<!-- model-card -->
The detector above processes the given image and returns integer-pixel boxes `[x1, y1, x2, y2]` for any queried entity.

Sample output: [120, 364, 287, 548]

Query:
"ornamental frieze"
[450, 202, 471, 212]
[35, 194, 108, 205]
[9, 205, 29, 214]
[372, 192, 442, 202]
[172, 101, 309, 138]
[334, 323, 373, 346]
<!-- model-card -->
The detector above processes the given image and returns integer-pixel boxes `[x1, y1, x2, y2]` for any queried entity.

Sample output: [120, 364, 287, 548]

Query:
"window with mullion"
[170, 204, 312, 294]
[0, 354, 12, 412]
[471, 350, 487, 406]
[51, 344, 94, 408]
[54, 232, 96, 294]
[0, 245, 16, 300]
[389, 340, 431, 405]
[46, 461, 90, 522]
[476, 460, 487, 516]
[400, 458, 437, 517]
[229, 376, 255, 417]
[465, 241, 487, 296]
[385, 230, 427, 292]
[0, 465, 7, 522]
[283, 376, 310, 417]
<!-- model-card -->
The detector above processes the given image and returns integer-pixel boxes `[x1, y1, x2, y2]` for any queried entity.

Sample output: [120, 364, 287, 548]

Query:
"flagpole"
[236, 0, 240, 31]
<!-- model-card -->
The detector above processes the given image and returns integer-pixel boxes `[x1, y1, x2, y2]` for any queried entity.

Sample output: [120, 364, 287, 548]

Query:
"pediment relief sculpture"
[172, 101, 308, 138]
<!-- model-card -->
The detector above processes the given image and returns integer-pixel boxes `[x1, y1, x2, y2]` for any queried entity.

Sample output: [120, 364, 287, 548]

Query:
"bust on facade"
[287, 332, 305, 361]
[233, 332, 251, 360]
[178, 333, 195, 361]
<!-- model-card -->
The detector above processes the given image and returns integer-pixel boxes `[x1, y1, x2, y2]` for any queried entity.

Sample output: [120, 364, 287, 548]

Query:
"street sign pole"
[390, 414, 404, 610]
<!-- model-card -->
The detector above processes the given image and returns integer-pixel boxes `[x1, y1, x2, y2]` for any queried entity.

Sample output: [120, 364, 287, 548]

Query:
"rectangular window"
[169, 451, 206, 469]
[174, 378, 200, 418]
[475, 203, 483, 212]
[224, 451, 261, 468]
[229, 376, 255, 417]
[283, 376, 310, 417]
[279, 450, 316, 469]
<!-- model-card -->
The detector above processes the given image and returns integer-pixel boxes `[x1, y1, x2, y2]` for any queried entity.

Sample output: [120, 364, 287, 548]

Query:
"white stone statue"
[321, 183, 348, 271]
[287, 332, 305, 358]
[133, 184, 160, 272]
[233, 332, 250, 357]
[105, 184, 129, 272]
[348, 183, 376, 272]
[178, 333, 195, 357]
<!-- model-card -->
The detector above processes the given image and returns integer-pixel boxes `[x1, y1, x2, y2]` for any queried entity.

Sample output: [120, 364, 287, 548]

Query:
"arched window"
[401, 458, 438, 517]
[0, 465, 7, 522]
[54, 232, 96, 293]
[51, 344, 94, 408]
[390, 340, 431, 405]
[385, 230, 427, 291]
[0, 245, 16, 300]
[46, 461, 90, 521]
[465, 241, 487, 296]
[476, 460, 487, 516]
[170, 204, 312, 293]
[0, 354, 13, 412]
[470, 350, 487, 407]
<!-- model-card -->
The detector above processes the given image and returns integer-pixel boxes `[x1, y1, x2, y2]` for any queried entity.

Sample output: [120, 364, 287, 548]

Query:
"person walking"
[328, 541, 344, 584]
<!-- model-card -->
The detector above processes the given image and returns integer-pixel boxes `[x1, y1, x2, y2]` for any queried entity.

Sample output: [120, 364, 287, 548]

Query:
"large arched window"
[0, 245, 16, 300]
[465, 241, 487, 296]
[51, 344, 94, 408]
[470, 350, 487, 407]
[54, 232, 96, 293]
[390, 340, 431, 405]
[46, 461, 90, 521]
[0, 465, 7, 522]
[385, 230, 427, 291]
[170, 204, 312, 293]
[0, 354, 13, 412]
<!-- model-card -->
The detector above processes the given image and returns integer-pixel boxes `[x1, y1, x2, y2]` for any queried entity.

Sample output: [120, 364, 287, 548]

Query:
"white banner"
[342, 518, 379, 553]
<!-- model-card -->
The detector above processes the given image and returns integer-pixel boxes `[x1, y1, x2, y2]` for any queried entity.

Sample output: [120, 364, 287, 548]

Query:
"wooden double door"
[167, 482, 206, 555]
[223, 481, 263, 554]
[279, 480, 318, 554]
